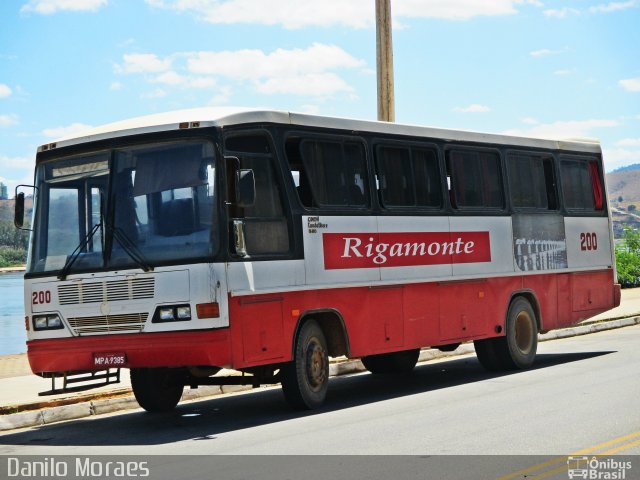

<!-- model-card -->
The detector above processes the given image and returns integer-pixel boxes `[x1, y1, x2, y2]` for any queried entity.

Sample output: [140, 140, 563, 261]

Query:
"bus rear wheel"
[130, 368, 184, 412]
[474, 297, 538, 371]
[361, 348, 421, 374]
[281, 320, 329, 410]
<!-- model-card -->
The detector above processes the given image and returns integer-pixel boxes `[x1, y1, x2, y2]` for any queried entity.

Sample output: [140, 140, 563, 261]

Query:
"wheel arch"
[292, 309, 351, 358]
[508, 289, 543, 332]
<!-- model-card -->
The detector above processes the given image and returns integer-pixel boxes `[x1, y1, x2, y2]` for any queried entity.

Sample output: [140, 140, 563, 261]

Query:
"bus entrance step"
[38, 369, 121, 396]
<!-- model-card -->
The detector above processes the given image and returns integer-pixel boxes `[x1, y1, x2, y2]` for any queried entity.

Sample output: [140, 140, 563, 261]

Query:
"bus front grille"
[58, 277, 155, 305]
[67, 313, 148, 335]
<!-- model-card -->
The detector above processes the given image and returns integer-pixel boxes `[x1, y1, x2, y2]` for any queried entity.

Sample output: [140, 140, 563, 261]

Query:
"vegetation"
[615, 226, 640, 288]
[0, 220, 29, 268]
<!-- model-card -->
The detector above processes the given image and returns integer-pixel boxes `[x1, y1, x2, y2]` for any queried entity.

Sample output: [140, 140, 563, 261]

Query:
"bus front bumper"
[27, 329, 232, 375]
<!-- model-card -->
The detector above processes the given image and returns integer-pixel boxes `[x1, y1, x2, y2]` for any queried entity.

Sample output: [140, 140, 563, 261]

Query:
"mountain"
[611, 163, 640, 173]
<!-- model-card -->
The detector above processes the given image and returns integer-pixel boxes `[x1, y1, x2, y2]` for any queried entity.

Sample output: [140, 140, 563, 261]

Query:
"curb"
[1, 315, 639, 432]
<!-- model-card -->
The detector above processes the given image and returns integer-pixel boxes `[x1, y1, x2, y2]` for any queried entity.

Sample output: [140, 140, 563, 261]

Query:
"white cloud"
[109, 81, 123, 91]
[42, 122, 93, 139]
[543, 7, 580, 18]
[619, 77, 640, 92]
[0, 167, 37, 199]
[0, 154, 33, 171]
[616, 138, 640, 147]
[602, 147, 640, 171]
[453, 104, 491, 113]
[0, 114, 19, 127]
[521, 117, 539, 125]
[209, 86, 232, 105]
[300, 104, 321, 115]
[153, 70, 185, 86]
[529, 47, 568, 58]
[542, 1, 637, 18]
[118, 44, 366, 98]
[115, 53, 172, 74]
[256, 73, 354, 96]
[145, 0, 534, 28]
[0, 84, 12, 98]
[589, 1, 638, 13]
[503, 119, 619, 139]
[187, 44, 365, 79]
[21, 0, 108, 15]
[141, 88, 167, 99]
[554, 69, 572, 76]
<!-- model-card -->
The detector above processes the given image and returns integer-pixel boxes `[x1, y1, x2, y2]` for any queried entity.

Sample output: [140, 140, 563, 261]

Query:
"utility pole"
[376, 0, 395, 122]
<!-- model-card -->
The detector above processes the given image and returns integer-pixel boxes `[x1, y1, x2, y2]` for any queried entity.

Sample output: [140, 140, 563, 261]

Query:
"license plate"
[93, 352, 127, 367]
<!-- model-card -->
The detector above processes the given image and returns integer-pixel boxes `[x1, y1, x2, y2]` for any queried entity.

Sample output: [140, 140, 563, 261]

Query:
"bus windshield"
[28, 141, 217, 274]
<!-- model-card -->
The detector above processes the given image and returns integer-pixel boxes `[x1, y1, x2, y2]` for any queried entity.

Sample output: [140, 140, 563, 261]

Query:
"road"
[1, 325, 639, 461]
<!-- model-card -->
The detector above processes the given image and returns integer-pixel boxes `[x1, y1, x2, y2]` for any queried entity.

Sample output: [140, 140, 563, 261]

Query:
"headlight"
[153, 305, 192, 323]
[176, 306, 191, 320]
[32, 314, 64, 331]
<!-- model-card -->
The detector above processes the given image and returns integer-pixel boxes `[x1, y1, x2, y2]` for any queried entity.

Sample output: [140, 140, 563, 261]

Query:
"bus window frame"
[222, 127, 297, 261]
[444, 145, 508, 215]
[371, 138, 446, 215]
[505, 149, 560, 214]
[557, 154, 607, 217]
[284, 131, 373, 214]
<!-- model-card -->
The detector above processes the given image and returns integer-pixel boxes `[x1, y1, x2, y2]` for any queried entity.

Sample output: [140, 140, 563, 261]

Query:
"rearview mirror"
[14, 192, 25, 229]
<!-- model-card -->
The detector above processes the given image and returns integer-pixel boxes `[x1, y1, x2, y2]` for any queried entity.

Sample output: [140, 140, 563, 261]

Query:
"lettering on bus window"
[446, 149, 504, 209]
[375, 145, 442, 209]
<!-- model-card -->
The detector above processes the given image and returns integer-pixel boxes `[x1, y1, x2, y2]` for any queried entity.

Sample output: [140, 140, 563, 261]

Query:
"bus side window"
[225, 133, 290, 256]
[375, 144, 441, 209]
[289, 137, 369, 209]
[446, 149, 504, 209]
[508, 153, 557, 210]
[285, 137, 314, 208]
[560, 157, 604, 212]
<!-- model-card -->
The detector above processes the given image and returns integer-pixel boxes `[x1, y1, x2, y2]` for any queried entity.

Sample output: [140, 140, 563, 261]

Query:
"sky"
[1, 0, 639, 196]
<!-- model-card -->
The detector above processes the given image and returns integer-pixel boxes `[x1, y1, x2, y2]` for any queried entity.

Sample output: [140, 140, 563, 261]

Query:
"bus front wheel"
[474, 297, 538, 371]
[130, 368, 184, 412]
[281, 320, 329, 410]
[361, 349, 421, 374]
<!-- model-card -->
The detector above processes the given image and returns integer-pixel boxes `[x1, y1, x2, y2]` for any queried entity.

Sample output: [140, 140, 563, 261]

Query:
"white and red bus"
[15, 108, 620, 411]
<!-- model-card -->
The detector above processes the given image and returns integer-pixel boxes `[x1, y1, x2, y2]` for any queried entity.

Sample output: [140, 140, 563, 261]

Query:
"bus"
[14, 108, 620, 412]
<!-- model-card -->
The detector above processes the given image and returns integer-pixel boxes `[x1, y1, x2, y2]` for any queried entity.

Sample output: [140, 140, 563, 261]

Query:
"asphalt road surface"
[0, 325, 639, 478]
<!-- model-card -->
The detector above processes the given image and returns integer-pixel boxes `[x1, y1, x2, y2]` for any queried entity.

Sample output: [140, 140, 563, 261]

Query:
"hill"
[606, 167, 640, 237]
[0, 198, 33, 224]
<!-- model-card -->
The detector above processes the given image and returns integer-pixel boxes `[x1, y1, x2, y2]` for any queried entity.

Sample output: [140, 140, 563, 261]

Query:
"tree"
[0, 220, 28, 267]
[628, 204, 637, 212]
[615, 226, 640, 288]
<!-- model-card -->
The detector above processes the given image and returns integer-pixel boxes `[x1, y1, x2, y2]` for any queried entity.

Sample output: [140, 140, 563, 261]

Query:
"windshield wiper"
[109, 226, 154, 273]
[57, 222, 103, 280]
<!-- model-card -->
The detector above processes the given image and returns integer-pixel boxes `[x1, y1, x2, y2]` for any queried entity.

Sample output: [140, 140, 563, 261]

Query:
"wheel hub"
[305, 340, 327, 390]
[515, 311, 534, 354]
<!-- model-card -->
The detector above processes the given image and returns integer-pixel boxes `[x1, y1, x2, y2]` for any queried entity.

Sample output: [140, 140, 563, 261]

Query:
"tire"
[502, 297, 538, 369]
[361, 348, 420, 374]
[281, 320, 330, 410]
[473, 338, 505, 371]
[474, 297, 538, 371]
[130, 368, 184, 413]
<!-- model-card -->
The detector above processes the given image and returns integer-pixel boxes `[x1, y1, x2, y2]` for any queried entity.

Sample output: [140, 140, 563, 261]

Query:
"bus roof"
[39, 107, 602, 154]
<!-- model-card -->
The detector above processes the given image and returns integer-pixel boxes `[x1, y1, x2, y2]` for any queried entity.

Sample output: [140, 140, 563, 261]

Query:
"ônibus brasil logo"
[322, 231, 491, 269]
